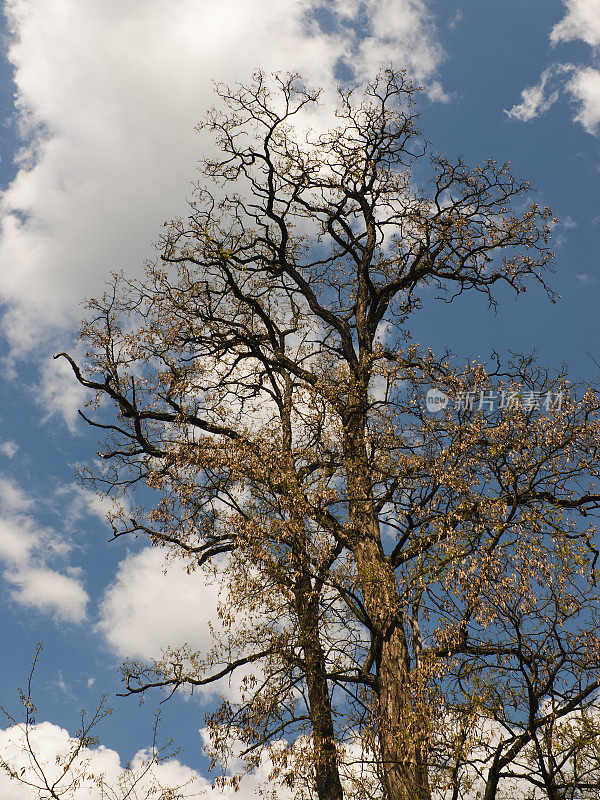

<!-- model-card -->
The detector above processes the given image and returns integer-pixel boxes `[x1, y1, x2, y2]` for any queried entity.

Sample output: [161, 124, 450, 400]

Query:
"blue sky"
[0, 1, 598, 797]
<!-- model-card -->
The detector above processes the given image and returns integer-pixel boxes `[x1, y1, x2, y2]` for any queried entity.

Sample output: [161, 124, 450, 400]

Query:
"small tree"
[59, 70, 600, 800]
[0, 646, 196, 799]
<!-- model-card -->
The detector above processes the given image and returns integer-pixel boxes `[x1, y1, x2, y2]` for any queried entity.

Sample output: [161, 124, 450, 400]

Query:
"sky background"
[0, 1, 598, 797]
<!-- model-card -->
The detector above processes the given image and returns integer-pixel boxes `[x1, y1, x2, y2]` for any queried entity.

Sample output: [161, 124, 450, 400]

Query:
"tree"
[57, 69, 600, 800]
[0, 646, 195, 799]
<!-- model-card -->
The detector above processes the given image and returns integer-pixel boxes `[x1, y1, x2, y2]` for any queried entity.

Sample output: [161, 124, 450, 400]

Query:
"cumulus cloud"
[567, 66, 600, 133]
[0, 718, 295, 799]
[550, 0, 600, 47]
[0, 516, 38, 563]
[0, 477, 89, 623]
[0, 720, 206, 799]
[5, 566, 88, 623]
[355, 0, 445, 91]
[97, 546, 223, 661]
[96, 547, 268, 702]
[0, 0, 445, 360]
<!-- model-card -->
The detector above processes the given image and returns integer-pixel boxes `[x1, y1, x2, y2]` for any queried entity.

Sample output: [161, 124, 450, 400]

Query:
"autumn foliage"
[57, 70, 600, 800]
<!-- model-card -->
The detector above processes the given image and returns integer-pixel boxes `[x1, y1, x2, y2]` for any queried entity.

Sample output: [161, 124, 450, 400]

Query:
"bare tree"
[58, 69, 600, 800]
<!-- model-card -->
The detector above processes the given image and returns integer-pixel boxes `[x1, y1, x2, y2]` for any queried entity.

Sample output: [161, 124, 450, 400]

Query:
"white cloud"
[6, 567, 88, 623]
[0, 0, 445, 357]
[505, 64, 573, 122]
[0, 720, 206, 800]
[355, 0, 444, 94]
[0, 441, 18, 458]
[4, 711, 594, 800]
[97, 546, 223, 661]
[0, 720, 293, 799]
[507, 64, 600, 133]
[567, 66, 600, 133]
[427, 80, 452, 103]
[0, 476, 33, 513]
[0, 477, 89, 623]
[0, 516, 38, 564]
[551, 0, 600, 47]
[55, 669, 69, 696]
[508, 2, 600, 133]
[58, 483, 129, 527]
[37, 352, 90, 434]
[448, 8, 463, 30]
[97, 547, 268, 703]
[576, 272, 596, 284]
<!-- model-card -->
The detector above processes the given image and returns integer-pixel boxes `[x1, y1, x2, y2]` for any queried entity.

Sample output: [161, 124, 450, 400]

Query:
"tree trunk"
[344, 396, 431, 800]
[353, 536, 431, 800]
[282, 373, 344, 800]
[294, 570, 344, 800]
